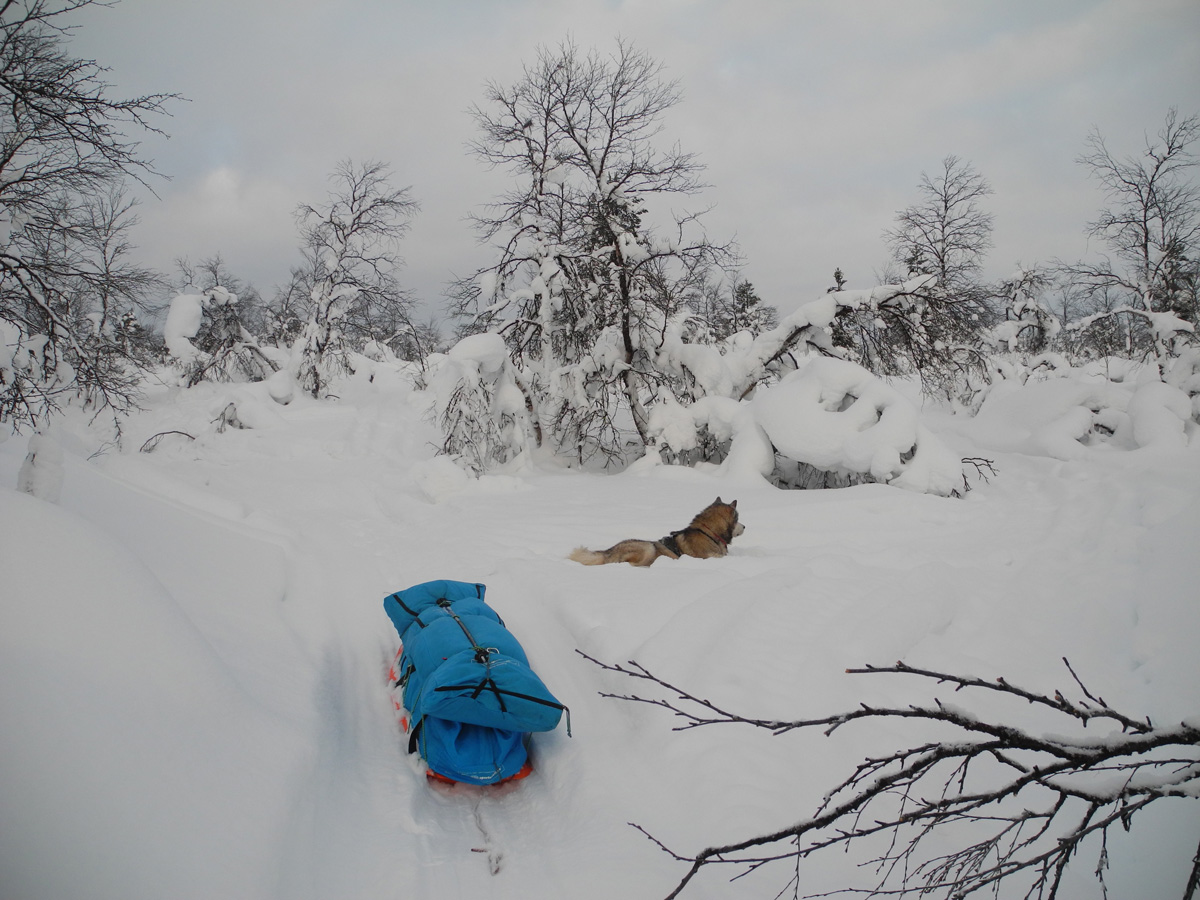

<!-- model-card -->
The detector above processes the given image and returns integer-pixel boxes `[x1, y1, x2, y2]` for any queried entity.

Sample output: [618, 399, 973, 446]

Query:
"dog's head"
[699, 496, 745, 541]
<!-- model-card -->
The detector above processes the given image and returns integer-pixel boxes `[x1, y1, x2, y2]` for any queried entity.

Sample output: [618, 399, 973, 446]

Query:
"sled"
[383, 580, 568, 786]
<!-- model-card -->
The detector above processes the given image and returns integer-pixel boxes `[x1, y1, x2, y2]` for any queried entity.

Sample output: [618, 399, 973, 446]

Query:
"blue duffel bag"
[383, 580, 568, 784]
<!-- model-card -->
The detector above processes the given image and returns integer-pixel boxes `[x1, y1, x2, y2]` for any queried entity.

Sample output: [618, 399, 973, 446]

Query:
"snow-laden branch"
[578, 651, 1200, 900]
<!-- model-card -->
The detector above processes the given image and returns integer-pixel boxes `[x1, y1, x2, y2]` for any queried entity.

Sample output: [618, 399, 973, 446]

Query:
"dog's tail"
[569, 546, 608, 565]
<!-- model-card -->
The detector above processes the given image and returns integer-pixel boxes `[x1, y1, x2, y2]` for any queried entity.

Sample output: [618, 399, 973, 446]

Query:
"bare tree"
[1074, 109, 1200, 323]
[887, 156, 994, 291]
[389, 313, 444, 363]
[687, 273, 778, 342]
[580, 652, 1200, 900]
[0, 0, 175, 430]
[840, 156, 998, 396]
[1062, 109, 1200, 364]
[290, 159, 418, 398]
[449, 39, 733, 465]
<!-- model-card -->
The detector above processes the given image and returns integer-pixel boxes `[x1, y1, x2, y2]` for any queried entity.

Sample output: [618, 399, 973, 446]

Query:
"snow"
[162, 292, 206, 363]
[16, 431, 63, 502]
[2, 362, 1198, 900]
[966, 362, 1200, 459]
[1127, 380, 1192, 450]
[750, 357, 963, 495]
[447, 331, 509, 374]
[266, 369, 296, 406]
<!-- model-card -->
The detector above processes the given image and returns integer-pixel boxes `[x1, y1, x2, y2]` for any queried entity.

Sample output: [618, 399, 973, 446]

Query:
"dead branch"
[138, 430, 196, 453]
[578, 652, 1200, 899]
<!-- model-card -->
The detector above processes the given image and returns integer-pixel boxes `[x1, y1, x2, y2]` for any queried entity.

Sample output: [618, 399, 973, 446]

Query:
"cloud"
[133, 167, 298, 292]
[72, 0, 1200, 319]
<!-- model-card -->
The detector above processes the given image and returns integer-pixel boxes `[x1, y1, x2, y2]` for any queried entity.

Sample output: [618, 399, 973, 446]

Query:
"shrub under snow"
[427, 271, 1198, 497]
[163, 288, 278, 387]
[752, 358, 964, 495]
[969, 357, 1197, 459]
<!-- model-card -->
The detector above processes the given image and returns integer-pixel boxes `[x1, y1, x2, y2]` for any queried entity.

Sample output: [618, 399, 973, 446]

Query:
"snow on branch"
[1064, 306, 1195, 364]
[578, 651, 1200, 900]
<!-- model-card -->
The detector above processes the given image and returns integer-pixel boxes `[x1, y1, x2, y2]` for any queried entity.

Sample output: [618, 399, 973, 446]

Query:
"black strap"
[389, 592, 426, 626]
[660, 531, 683, 557]
[470, 677, 509, 712]
[393, 662, 415, 689]
[433, 683, 573, 737]
[433, 682, 567, 713]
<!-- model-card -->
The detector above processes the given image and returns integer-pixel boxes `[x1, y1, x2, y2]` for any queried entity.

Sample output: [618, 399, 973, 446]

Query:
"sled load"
[383, 579, 568, 786]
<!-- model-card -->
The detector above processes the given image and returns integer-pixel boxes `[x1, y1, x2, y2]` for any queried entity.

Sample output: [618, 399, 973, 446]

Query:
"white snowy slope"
[1, 364, 1198, 900]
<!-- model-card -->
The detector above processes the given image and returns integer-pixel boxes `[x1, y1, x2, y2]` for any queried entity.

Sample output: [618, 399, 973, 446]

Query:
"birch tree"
[291, 160, 418, 398]
[0, 0, 173, 430]
[450, 39, 732, 465]
[1065, 109, 1200, 362]
[841, 156, 998, 396]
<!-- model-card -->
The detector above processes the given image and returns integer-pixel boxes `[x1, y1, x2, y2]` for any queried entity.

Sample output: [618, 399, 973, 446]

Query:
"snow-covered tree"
[1071, 109, 1200, 326]
[177, 254, 269, 338]
[687, 275, 778, 342]
[432, 332, 533, 473]
[1061, 110, 1200, 368]
[991, 266, 1059, 354]
[165, 256, 276, 387]
[290, 160, 418, 398]
[393, 315, 446, 365]
[0, 1, 172, 431]
[449, 39, 733, 464]
[434, 257, 973, 493]
[642, 276, 968, 495]
[163, 286, 277, 388]
[836, 156, 1000, 396]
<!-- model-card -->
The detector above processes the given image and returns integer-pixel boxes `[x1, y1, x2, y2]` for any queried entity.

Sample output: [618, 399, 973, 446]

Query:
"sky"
[68, 0, 1200, 323]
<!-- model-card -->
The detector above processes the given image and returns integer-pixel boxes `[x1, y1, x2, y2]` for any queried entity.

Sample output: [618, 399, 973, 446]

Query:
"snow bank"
[0, 487, 305, 900]
[1127, 380, 1192, 450]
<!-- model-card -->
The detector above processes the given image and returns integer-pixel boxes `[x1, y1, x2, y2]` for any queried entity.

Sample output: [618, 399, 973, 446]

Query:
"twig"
[577, 652, 1200, 899]
[139, 430, 196, 453]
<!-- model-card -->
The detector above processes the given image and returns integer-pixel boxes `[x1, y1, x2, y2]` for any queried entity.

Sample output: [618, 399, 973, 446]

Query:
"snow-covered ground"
[2, 363, 1198, 900]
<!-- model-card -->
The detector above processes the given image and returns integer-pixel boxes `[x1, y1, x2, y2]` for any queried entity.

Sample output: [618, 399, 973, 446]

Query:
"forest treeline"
[2, 4, 1197, 477]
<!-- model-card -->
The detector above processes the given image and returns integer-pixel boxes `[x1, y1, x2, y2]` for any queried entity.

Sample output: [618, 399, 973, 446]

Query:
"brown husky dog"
[569, 497, 745, 567]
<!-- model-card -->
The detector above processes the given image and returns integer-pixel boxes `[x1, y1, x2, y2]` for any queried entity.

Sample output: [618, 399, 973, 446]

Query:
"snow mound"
[0, 487, 303, 900]
[968, 365, 1197, 458]
[162, 292, 206, 363]
[752, 358, 964, 496]
[410, 455, 474, 500]
[16, 432, 64, 502]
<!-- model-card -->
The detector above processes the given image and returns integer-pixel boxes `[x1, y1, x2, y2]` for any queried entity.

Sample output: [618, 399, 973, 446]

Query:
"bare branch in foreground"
[577, 651, 1200, 900]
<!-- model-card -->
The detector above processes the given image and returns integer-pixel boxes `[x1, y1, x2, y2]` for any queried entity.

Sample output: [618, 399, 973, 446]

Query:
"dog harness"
[660, 525, 728, 558]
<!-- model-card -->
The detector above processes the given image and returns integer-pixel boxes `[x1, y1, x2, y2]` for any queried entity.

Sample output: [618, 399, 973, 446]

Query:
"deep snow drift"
[2, 362, 1198, 900]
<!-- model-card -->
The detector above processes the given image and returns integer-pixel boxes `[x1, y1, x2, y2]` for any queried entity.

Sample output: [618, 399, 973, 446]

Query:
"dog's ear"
[714, 496, 723, 506]
[730, 499, 737, 509]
